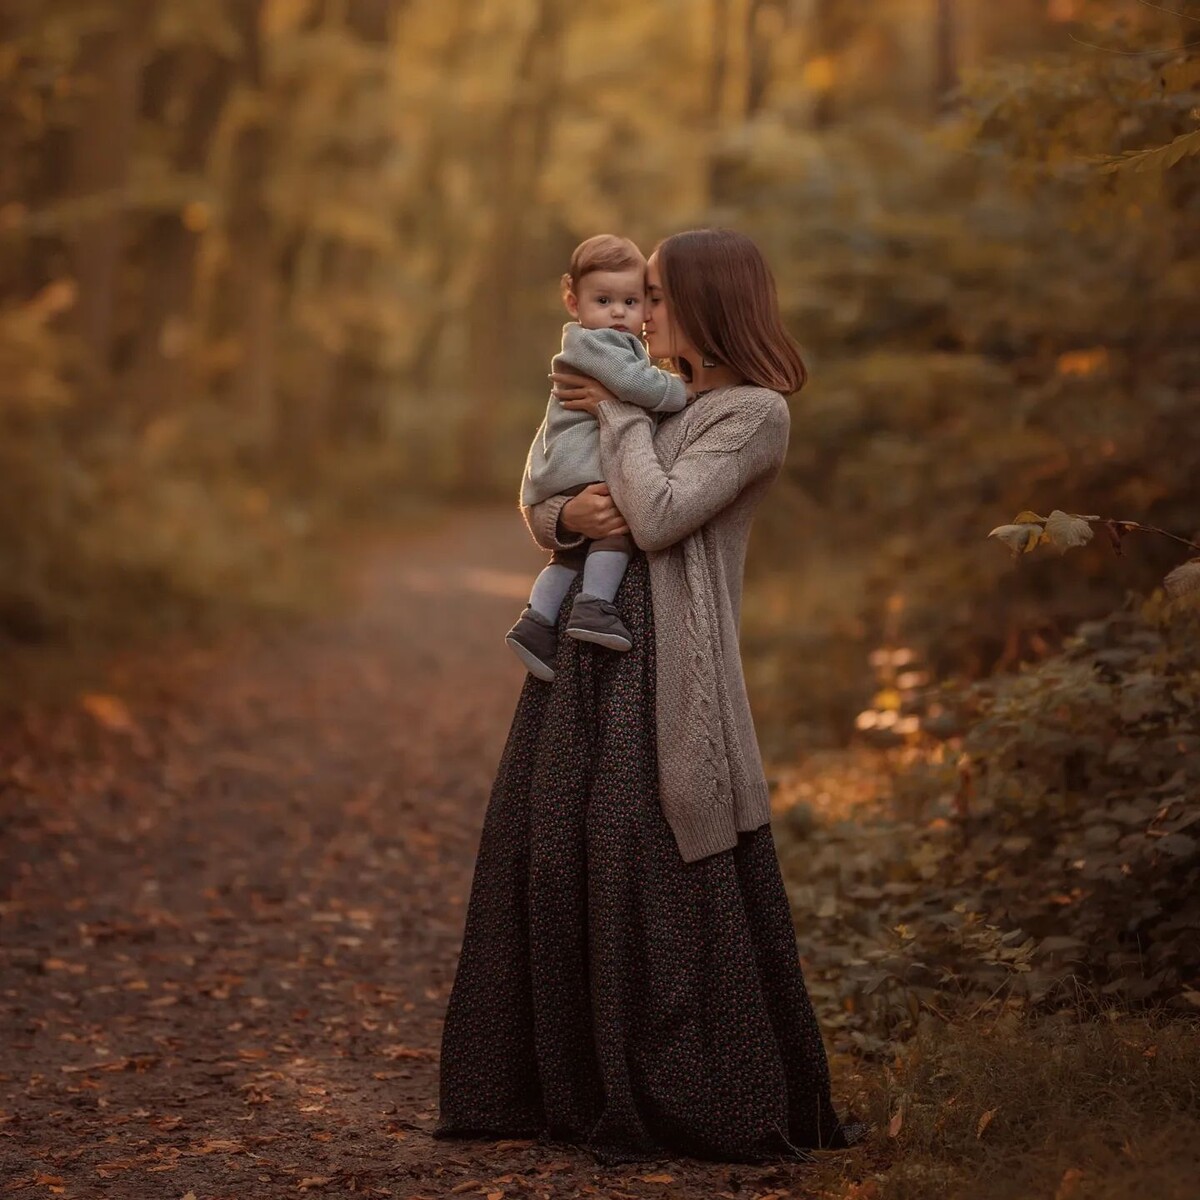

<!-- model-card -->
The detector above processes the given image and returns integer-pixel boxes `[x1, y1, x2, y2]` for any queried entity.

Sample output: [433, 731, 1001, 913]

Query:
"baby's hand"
[551, 370, 616, 416]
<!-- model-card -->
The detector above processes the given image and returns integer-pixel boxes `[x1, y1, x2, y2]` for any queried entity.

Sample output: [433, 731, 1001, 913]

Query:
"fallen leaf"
[382, 1044, 437, 1060]
[641, 1175, 675, 1184]
[845, 1182, 881, 1200]
[95, 1160, 140, 1177]
[887, 1106, 903, 1137]
[976, 1107, 997, 1137]
[81, 693, 140, 735]
[450, 1183, 481, 1194]
[298, 1178, 333, 1190]
[1056, 1167, 1085, 1200]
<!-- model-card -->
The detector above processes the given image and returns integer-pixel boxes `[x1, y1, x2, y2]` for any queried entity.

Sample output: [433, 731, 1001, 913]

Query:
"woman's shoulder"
[691, 384, 789, 435]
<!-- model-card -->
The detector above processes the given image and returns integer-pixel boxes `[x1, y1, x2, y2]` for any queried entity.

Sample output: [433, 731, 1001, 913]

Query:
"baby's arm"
[557, 325, 687, 414]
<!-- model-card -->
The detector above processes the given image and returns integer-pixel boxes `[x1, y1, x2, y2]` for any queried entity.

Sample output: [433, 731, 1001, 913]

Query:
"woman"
[434, 229, 866, 1166]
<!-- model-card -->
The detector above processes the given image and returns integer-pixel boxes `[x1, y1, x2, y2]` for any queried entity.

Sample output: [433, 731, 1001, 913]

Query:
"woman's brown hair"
[653, 228, 807, 394]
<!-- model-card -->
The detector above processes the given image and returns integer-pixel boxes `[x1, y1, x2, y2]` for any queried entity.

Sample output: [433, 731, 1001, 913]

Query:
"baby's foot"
[505, 606, 558, 681]
[565, 593, 632, 652]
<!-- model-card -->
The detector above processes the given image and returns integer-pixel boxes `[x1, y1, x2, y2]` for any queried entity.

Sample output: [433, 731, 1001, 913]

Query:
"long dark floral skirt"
[434, 553, 861, 1165]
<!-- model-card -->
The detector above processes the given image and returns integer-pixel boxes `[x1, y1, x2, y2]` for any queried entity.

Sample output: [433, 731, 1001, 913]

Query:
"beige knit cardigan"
[520, 383, 789, 863]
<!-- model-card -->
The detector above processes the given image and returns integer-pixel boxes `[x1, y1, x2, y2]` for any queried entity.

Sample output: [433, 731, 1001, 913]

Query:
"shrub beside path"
[1, 508, 848, 1199]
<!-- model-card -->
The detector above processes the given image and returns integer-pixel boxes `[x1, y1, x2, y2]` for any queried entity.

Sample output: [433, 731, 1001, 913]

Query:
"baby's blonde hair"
[561, 234, 645, 303]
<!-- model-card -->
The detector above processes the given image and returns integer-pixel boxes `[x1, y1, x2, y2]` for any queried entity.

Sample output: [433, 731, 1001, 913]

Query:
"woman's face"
[643, 251, 696, 364]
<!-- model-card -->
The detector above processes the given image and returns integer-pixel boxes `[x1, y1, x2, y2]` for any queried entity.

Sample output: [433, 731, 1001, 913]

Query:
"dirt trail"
[1, 508, 851, 1199]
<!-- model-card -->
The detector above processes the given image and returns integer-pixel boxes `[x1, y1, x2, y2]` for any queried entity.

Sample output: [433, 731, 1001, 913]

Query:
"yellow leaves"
[80, 693, 139, 736]
[1098, 129, 1200, 176]
[29, 279, 78, 321]
[803, 55, 836, 92]
[181, 200, 210, 233]
[1055, 347, 1108, 377]
[1055, 1167, 1085, 1200]
[988, 522, 1042, 557]
[988, 509, 1096, 558]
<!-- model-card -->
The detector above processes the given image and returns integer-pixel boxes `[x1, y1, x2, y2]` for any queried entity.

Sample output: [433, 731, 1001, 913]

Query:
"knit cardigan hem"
[668, 777, 773, 863]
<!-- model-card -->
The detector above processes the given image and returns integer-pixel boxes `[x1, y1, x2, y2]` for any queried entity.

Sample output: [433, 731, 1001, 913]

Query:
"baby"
[506, 234, 688, 682]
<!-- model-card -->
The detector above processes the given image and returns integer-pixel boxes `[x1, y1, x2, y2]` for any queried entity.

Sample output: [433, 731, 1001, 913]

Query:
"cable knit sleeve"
[520, 493, 587, 552]
[596, 387, 789, 554]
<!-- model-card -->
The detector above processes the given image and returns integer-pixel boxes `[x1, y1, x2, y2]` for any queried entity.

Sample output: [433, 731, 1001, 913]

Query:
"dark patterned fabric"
[434, 554, 858, 1165]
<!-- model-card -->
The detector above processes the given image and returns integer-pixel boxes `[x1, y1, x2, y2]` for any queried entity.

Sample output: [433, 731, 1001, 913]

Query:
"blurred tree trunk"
[461, 0, 565, 492]
[809, 0, 843, 128]
[128, 40, 237, 411]
[225, 0, 277, 452]
[709, 0, 731, 123]
[67, 2, 151, 368]
[710, 0, 786, 121]
[934, 0, 959, 111]
[709, 0, 792, 201]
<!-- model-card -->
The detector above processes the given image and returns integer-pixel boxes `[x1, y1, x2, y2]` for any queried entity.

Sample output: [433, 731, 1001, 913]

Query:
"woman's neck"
[684, 360, 743, 394]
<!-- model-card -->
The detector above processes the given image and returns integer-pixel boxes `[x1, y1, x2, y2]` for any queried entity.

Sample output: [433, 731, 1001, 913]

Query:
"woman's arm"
[595, 390, 789, 553]
[520, 484, 629, 551]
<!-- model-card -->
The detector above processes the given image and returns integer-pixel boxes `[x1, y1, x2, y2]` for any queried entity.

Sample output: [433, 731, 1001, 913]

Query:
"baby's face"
[568, 267, 646, 334]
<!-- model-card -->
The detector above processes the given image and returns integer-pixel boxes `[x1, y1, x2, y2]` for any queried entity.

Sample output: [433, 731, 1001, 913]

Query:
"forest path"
[1, 508, 836, 1199]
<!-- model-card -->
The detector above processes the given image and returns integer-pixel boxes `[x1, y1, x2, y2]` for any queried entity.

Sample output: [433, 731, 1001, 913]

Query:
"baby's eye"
[625, 298, 640, 306]
[595, 295, 609, 305]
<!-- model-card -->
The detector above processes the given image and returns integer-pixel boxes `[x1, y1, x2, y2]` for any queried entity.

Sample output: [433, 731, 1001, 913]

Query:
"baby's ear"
[563, 289, 579, 318]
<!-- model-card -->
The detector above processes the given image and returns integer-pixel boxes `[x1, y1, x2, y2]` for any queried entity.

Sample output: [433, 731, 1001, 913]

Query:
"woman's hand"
[551, 370, 618, 417]
[561, 483, 629, 539]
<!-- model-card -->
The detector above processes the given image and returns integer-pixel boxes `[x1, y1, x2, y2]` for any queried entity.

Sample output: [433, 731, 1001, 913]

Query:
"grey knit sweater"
[520, 323, 688, 508]
[521, 383, 789, 863]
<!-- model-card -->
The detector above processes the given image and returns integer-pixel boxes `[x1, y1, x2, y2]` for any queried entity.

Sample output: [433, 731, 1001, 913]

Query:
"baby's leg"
[529, 561, 578, 623]
[580, 531, 633, 603]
